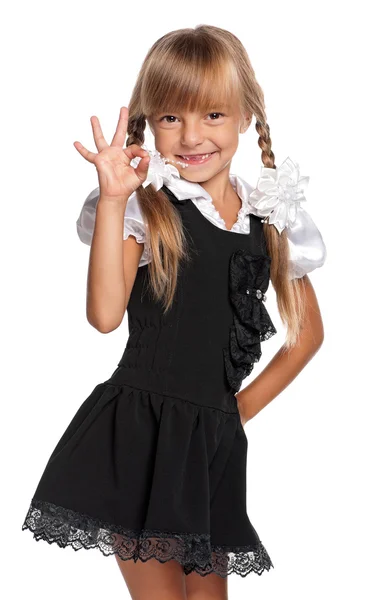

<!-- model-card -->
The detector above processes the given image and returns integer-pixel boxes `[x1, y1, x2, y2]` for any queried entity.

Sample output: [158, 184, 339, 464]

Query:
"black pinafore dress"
[22, 184, 277, 578]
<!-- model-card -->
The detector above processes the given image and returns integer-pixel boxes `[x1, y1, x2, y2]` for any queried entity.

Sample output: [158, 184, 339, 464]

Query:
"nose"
[180, 119, 205, 148]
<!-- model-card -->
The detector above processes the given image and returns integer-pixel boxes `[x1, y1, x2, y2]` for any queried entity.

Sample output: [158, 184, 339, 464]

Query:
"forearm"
[236, 335, 323, 421]
[86, 196, 128, 332]
[236, 276, 325, 421]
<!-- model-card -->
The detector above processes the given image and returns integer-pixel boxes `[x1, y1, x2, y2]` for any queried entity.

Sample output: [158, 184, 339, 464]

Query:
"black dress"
[22, 185, 278, 578]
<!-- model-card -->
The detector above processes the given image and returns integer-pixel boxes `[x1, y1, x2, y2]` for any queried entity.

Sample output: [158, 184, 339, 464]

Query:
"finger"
[111, 106, 128, 148]
[134, 155, 150, 182]
[91, 116, 109, 152]
[73, 141, 97, 164]
[123, 144, 149, 162]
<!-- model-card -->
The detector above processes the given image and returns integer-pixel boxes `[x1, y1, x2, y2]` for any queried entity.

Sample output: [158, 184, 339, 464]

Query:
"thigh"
[115, 554, 187, 600]
[185, 571, 228, 600]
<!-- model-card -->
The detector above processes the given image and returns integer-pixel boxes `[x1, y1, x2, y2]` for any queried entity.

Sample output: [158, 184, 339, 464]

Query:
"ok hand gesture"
[74, 106, 150, 202]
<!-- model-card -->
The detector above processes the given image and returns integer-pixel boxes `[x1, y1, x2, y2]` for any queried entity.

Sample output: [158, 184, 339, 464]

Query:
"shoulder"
[285, 206, 327, 279]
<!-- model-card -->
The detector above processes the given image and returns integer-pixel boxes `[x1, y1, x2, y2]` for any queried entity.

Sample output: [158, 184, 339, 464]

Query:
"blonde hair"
[126, 24, 306, 348]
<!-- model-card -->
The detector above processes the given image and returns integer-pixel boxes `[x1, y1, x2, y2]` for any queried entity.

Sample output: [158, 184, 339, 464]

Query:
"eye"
[159, 115, 179, 123]
[159, 112, 225, 123]
[207, 112, 225, 120]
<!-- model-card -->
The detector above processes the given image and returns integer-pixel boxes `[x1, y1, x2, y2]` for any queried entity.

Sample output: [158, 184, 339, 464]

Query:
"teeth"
[181, 153, 212, 160]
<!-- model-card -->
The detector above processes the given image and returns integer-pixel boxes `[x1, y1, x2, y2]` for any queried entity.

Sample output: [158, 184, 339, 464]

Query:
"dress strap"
[161, 185, 189, 205]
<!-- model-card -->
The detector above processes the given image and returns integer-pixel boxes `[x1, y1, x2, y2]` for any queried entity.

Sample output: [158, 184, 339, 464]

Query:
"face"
[148, 105, 252, 183]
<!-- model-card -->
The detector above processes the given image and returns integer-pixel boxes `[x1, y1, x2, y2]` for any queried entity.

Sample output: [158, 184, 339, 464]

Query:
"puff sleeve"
[286, 207, 327, 279]
[76, 187, 152, 267]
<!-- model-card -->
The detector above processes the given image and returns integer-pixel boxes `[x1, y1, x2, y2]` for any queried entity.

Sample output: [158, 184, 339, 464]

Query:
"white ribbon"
[248, 157, 309, 234]
[130, 145, 181, 191]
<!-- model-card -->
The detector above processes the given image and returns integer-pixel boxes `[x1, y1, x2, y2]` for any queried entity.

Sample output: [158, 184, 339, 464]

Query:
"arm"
[86, 196, 144, 333]
[236, 274, 324, 424]
[74, 107, 151, 333]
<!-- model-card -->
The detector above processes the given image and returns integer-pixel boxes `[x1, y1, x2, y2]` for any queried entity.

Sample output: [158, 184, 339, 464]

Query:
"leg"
[185, 571, 228, 600]
[115, 554, 187, 600]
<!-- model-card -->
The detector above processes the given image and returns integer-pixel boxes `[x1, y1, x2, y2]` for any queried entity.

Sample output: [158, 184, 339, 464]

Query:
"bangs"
[141, 41, 242, 117]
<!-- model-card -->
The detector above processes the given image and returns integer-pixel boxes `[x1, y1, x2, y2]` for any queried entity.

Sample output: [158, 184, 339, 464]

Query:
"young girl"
[22, 24, 326, 600]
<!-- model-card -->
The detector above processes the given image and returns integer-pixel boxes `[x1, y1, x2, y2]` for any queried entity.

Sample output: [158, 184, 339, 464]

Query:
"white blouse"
[76, 173, 327, 280]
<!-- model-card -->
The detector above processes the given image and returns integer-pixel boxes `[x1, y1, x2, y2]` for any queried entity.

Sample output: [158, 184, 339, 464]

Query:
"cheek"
[213, 124, 239, 146]
[153, 131, 177, 152]
[218, 132, 239, 152]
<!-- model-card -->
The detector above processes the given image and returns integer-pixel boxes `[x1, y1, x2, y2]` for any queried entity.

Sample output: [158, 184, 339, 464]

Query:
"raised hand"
[73, 106, 150, 201]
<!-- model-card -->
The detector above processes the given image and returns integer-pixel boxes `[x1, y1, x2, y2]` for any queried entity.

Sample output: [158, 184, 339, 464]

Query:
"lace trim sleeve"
[76, 187, 152, 267]
[76, 187, 100, 246]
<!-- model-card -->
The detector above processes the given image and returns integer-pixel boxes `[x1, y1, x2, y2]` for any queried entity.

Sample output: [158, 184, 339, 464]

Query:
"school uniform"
[22, 160, 326, 578]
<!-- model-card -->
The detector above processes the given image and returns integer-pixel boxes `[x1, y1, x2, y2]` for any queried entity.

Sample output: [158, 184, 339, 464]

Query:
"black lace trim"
[22, 498, 274, 578]
[223, 250, 278, 392]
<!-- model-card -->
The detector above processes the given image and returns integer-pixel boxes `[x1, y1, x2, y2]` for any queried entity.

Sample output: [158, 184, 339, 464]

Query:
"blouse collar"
[129, 146, 255, 215]
[164, 173, 256, 233]
[164, 171, 255, 211]
[131, 147, 309, 234]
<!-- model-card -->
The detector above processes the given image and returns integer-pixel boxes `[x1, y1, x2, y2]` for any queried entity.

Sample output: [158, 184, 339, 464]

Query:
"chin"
[179, 172, 209, 183]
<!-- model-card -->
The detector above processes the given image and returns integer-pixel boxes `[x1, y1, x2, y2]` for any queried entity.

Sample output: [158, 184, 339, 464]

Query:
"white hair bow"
[248, 157, 309, 234]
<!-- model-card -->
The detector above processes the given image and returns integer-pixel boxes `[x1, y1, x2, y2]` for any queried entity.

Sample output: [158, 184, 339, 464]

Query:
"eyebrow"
[157, 104, 231, 115]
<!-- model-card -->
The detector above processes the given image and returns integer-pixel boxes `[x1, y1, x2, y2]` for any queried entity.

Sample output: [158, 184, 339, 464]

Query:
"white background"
[2, 1, 373, 598]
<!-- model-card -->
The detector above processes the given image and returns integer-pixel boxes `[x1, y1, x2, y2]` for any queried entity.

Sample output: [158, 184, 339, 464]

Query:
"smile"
[176, 152, 217, 165]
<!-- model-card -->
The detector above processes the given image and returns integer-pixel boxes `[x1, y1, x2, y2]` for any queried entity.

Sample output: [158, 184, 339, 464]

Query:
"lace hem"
[22, 498, 274, 578]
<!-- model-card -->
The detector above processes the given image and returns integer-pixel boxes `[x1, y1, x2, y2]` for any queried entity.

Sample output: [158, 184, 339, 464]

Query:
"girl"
[22, 24, 326, 600]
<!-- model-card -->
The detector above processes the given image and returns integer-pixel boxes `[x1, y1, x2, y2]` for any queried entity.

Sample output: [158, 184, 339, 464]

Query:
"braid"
[126, 113, 147, 148]
[253, 117, 305, 346]
[254, 116, 286, 283]
[123, 107, 190, 313]
[254, 118, 277, 230]
[255, 119, 276, 169]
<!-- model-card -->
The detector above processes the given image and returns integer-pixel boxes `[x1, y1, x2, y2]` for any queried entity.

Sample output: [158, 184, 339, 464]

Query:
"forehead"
[154, 102, 233, 116]
[142, 59, 242, 118]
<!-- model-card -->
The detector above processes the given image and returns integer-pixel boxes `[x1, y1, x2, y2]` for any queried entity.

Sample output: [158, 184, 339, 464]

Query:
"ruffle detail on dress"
[22, 498, 274, 578]
[223, 251, 277, 392]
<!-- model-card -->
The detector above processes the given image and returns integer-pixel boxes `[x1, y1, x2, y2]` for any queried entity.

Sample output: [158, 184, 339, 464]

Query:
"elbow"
[86, 299, 125, 333]
[315, 333, 324, 351]
[86, 313, 122, 334]
[304, 303, 325, 351]
[298, 320, 324, 356]
[95, 324, 114, 334]
[310, 323, 324, 352]
[90, 322, 119, 334]
[86, 297, 127, 333]
[311, 326, 324, 354]
[316, 318, 325, 348]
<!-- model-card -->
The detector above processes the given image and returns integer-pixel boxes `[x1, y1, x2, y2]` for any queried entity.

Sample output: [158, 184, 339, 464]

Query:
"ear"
[240, 112, 252, 134]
